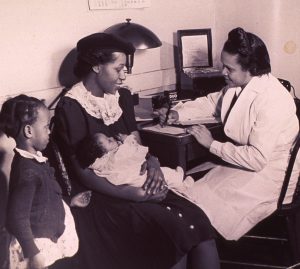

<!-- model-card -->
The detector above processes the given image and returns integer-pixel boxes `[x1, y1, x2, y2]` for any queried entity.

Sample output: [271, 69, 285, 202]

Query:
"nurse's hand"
[186, 124, 214, 149]
[153, 108, 179, 126]
[140, 155, 168, 195]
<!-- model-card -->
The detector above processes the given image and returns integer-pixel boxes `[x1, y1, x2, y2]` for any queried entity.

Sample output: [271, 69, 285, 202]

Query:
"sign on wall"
[88, 0, 151, 10]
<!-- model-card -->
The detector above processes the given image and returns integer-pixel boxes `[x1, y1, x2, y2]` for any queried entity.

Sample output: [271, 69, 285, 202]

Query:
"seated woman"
[156, 27, 300, 240]
[50, 32, 219, 269]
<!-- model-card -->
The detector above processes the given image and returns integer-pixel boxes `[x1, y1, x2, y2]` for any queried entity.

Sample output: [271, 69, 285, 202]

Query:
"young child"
[72, 132, 194, 207]
[0, 95, 78, 269]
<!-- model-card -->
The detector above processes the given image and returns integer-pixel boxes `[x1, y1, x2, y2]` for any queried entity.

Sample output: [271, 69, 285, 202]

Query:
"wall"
[2, 0, 298, 102]
[0, 0, 300, 226]
[0, 0, 299, 169]
[0, 0, 217, 229]
[0, 0, 216, 105]
[214, 0, 300, 97]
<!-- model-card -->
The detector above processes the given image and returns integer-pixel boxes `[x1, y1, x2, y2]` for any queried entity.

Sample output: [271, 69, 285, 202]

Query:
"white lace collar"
[15, 148, 48, 163]
[66, 82, 123, 125]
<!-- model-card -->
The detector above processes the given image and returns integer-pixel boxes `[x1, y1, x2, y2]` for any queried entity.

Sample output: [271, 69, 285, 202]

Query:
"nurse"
[157, 27, 299, 240]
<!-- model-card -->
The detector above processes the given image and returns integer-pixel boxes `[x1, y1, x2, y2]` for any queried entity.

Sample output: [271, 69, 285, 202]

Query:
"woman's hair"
[74, 33, 135, 79]
[74, 50, 118, 79]
[0, 94, 46, 139]
[77, 133, 107, 168]
[223, 27, 271, 76]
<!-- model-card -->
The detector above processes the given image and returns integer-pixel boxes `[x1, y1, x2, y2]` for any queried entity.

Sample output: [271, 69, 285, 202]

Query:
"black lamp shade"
[104, 19, 162, 50]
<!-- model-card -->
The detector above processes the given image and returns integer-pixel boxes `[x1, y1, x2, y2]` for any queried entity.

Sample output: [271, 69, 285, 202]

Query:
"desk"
[138, 122, 225, 172]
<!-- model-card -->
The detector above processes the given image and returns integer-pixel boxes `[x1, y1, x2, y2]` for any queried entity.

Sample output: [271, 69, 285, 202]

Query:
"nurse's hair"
[0, 94, 46, 139]
[223, 27, 271, 76]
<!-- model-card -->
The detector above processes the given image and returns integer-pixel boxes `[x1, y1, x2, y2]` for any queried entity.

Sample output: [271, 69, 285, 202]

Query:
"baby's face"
[94, 133, 119, 153]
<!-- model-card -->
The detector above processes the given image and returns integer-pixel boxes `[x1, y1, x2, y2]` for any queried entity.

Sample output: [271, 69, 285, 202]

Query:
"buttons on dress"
[165, 205, 194, 231]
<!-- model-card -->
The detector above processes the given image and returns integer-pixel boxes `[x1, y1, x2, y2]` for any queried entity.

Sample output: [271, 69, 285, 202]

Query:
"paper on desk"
[135, 116, 153, 122]
[142, 124, 186, 135]
[172, 101, 220, 125]
[185, 161, 218, 175]
[174, 116, 221, 126]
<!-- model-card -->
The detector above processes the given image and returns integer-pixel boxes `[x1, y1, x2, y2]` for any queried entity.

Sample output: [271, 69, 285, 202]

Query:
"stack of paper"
[173, 117, 221, 126]
[142, 124, 186, 135]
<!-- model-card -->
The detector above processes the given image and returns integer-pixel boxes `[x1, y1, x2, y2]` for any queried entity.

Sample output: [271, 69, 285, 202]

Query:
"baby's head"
[77, 133, 119, 168]
[93, 133, 119, 155]
[0, 94, 50, 152]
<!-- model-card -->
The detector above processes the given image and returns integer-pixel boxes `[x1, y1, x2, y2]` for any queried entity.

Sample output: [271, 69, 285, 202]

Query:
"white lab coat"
[175, 74, 299, 240]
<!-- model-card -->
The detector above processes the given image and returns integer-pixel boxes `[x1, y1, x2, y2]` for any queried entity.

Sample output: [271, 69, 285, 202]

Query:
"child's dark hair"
[0, 94, 46, 139]
[76, 133, 107, 168]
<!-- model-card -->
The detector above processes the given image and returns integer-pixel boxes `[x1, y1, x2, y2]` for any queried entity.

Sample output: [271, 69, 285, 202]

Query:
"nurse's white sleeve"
[173, 90, 224, 122]
[209, 140, 269, 171]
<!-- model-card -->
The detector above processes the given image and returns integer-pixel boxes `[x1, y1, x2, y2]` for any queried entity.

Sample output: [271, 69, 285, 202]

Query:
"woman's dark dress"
[51, 87, 215, 269]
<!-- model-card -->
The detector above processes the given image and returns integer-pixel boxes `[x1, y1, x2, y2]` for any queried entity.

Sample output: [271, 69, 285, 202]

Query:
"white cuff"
[209, 140, 222, 156]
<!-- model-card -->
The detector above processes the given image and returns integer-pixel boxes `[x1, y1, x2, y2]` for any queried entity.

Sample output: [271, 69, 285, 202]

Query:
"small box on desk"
[151, 90, 195, 111]
[163, 90, 198, 103]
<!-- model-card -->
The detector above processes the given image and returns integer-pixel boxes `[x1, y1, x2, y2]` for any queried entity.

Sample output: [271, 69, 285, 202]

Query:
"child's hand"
[70, 191, 92, 208]
[29, 252, 46, 269]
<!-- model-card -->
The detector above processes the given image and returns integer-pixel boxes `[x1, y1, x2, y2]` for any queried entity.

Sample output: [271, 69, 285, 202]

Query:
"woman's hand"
[153, 108, 179, 126]
[186, 124, 214, 149]
[124, 186, 168, 202]
[140, 155, 168, 195]
[29, 252, 45, 269]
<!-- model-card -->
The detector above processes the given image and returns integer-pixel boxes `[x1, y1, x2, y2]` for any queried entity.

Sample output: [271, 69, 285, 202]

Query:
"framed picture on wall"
[177, 28, 213, 70]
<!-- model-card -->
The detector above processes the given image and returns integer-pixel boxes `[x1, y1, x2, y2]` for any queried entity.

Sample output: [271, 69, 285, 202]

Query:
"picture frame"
[177, 28, 213, 70]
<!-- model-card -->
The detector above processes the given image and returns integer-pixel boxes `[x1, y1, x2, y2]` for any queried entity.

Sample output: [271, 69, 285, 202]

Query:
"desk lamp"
[104, 18, 162, 73]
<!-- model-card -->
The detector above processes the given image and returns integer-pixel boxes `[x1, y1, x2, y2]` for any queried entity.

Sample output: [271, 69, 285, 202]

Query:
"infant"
[71, 133, 194, 207]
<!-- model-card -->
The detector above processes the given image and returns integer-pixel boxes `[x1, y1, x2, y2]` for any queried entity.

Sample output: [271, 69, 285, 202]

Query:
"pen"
[163, 103, 171, 127]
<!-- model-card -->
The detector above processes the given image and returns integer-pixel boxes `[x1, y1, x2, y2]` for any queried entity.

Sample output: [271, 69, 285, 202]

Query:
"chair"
[278, 78, 292, 92]
[216, 133, 300, 269]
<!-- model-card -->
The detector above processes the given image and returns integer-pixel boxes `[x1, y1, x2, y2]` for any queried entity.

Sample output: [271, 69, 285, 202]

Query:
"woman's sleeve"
[51, 98, 91, 194]
[6, 170, 40, 258]
[53, 98, 88, 156]
[173, 89, 225, 121]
